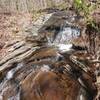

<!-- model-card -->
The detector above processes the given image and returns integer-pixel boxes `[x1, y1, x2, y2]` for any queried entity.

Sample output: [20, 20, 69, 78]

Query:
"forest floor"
[0, 13, 33, 57]
[0, 12, 32, 46]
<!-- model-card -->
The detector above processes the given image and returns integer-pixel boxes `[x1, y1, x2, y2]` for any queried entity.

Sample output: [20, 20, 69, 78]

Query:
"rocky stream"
[0, 10, 100, 100]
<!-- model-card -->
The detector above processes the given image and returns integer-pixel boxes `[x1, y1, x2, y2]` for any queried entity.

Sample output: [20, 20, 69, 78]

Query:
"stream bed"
[0, 11, 98, 100]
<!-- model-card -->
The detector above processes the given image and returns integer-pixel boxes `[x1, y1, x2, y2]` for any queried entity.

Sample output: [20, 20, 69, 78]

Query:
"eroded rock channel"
[0, 11, 98, 100]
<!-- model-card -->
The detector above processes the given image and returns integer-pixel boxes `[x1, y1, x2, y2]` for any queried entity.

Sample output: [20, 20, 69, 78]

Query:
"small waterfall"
[0, 11, 96, 100]
[53, 26, 80, 44]
[46, 24, 81, 53]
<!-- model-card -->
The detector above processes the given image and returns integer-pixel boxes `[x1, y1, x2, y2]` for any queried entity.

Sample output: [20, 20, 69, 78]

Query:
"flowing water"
[0, 11, 97, 100]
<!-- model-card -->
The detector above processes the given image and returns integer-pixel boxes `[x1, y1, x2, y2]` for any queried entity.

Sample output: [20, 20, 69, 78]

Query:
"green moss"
[74, 0, 100, 32]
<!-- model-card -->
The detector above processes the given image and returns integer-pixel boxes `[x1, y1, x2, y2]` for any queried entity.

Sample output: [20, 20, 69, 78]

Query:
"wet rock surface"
[0, 11, 98, 100]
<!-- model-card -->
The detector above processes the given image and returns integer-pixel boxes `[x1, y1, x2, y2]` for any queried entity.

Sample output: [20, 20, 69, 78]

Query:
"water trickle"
[6, 70, 14, 80]
[53, 26, 80, 44]
[6, 62, 24, 80]
[57, 44, 73, 52]
[41, 65, 50, 72]
[46, 25, 81, 53]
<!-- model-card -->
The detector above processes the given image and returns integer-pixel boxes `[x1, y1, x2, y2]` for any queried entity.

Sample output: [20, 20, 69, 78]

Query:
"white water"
[57, 44, 73, 52]
[41, 65, 50, 72]
[47, 26, 80, 53]
[53, 27, 80, 44]
[6, 62, 24, 80]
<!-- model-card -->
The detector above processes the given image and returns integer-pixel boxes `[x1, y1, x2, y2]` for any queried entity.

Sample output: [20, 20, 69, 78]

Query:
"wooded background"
[0, 0, 72, 13]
